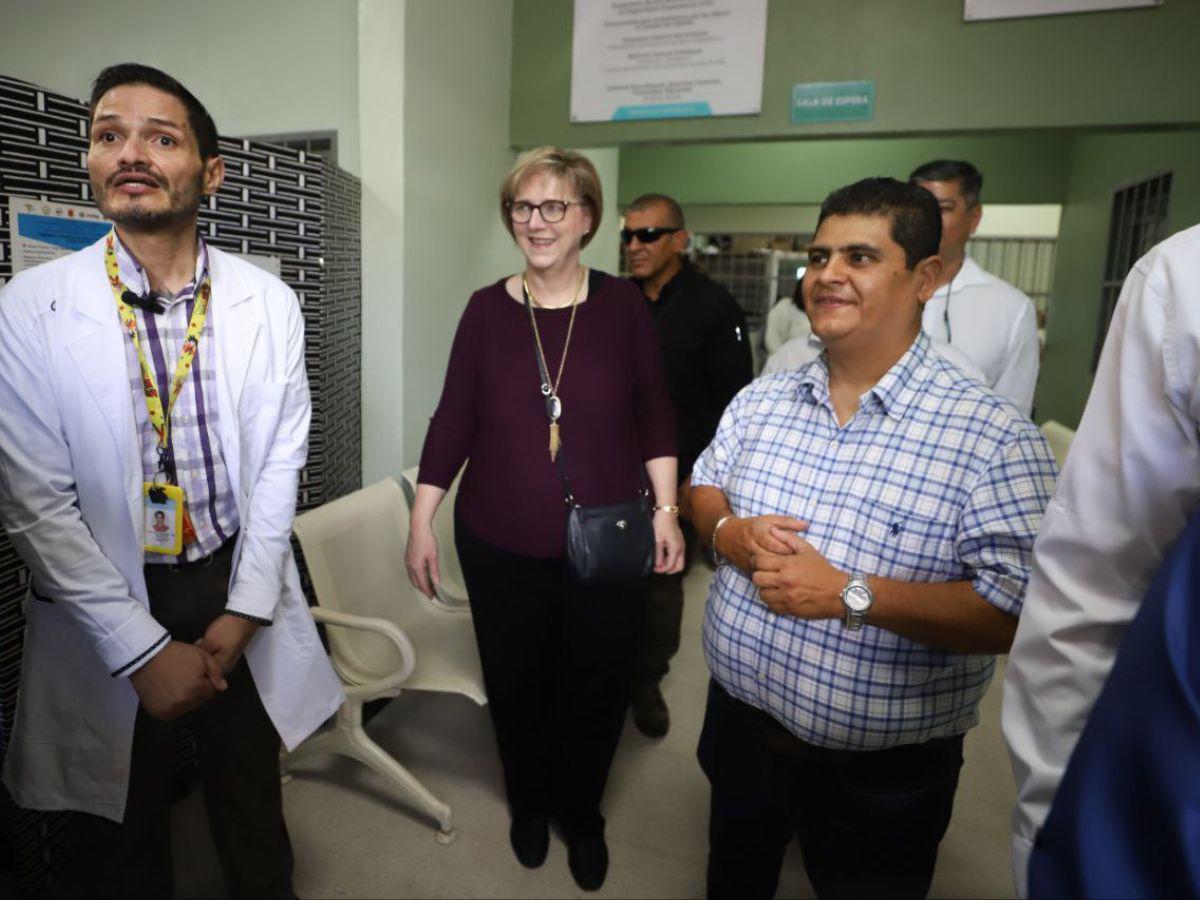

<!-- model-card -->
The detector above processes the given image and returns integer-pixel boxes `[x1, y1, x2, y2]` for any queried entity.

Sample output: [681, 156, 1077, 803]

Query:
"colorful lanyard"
[104, 231, 211, 464]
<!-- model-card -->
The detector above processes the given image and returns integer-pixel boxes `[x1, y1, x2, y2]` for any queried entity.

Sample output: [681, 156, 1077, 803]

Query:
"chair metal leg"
[281, 706, 456, 843]
[283, 726, 353, 771]
[342, 726, 456, 843]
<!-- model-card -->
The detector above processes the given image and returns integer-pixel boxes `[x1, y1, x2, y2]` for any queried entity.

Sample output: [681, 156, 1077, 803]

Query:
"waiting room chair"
[401, 466, 469, 610]
[283, 477, 487, 844]
[1040, 420, 1076, 470]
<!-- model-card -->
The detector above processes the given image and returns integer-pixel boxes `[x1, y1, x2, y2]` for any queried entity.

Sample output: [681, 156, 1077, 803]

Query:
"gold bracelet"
[712, 514, 736, 566]
[652, 504, 680, 515]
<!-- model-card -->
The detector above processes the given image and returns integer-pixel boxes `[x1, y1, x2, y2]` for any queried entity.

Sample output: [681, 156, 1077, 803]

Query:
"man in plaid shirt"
[691, 177, 1057, 899]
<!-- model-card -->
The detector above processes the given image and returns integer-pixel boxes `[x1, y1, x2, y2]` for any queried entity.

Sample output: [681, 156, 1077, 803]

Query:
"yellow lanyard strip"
[104, 231, 211, 454]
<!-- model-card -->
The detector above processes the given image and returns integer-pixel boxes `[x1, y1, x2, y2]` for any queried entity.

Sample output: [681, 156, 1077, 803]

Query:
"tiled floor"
[174, 562, 1017, 898]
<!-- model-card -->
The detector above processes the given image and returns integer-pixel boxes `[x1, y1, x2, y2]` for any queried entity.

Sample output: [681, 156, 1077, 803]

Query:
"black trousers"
[72, 541, 292, 899]
[635, 520, 695, 687]
[698, 680, 964, 900]
[455, 513, 645, 836]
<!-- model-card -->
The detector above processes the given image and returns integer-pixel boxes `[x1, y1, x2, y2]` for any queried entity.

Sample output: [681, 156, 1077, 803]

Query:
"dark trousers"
[635, 520, 695, 687]
[698, 680, 963, 900]
[455, 514, 645, 836]
[72, 541, 292, 899]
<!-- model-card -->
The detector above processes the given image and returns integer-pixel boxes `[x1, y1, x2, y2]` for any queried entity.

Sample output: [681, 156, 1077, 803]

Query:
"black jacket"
[636, 260, 754, 480]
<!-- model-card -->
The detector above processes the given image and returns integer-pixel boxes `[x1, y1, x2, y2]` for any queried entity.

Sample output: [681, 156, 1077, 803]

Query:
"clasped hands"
[716, 515, 844, 619]
[129, 614, 260, 721]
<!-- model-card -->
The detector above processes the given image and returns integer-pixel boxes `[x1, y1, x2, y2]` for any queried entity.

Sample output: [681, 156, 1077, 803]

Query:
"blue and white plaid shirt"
[692, 331, 1058, 750]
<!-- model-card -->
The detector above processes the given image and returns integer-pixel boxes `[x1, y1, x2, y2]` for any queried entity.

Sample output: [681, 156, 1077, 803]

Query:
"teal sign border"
[612, 101, 714, 121]
[791, 80, 875, 124]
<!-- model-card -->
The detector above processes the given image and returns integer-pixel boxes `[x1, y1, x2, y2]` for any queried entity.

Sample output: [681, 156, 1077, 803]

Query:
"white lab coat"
[0, 236, 343, 822]
[1001, 223, 1200, 896]
[764, 298, 812, 355]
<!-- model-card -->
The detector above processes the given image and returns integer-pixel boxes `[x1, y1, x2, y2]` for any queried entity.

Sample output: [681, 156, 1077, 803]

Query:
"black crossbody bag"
[522, 284, 655, 586]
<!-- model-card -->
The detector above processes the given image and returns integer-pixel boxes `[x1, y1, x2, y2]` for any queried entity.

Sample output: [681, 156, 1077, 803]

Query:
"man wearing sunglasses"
[623, 193, 753, 738]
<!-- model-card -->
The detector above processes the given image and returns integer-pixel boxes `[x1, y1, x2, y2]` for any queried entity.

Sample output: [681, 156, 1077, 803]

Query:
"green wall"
[617, 134, 1074, 206]
[403, 0, 521, 465]
[0, 0, 362, 173]
[512, 0, 1199, 148]
[1036, 129, 1200, 427]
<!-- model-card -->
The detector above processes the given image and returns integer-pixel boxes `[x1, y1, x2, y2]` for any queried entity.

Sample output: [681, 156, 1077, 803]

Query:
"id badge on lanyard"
[105, 231, 209, 555]
[144, 482, 186, 555]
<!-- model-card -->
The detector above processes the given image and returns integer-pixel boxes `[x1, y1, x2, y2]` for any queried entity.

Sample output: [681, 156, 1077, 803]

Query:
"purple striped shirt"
[114, 234, 239, 563]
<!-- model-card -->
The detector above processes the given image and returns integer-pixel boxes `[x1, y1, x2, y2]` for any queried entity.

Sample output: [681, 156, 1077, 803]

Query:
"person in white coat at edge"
[0, 63, 341, 898]
[1002, 223, 1200, 896]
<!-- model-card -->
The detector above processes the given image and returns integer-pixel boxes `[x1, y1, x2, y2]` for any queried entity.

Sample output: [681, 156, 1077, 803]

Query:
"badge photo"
[143, 482, 185, 555]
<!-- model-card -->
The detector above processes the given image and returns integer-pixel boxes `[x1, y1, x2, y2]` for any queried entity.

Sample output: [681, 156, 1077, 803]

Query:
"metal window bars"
[1092, 171, 1172, 371]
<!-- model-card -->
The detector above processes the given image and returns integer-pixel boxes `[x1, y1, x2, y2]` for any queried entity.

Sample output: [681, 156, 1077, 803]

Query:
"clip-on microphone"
[121, 289, 165, 315]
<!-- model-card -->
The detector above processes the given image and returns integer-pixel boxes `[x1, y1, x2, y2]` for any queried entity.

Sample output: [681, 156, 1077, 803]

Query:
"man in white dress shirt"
[910, 160, 1040, 416]
[1002, 223, 1200, 896]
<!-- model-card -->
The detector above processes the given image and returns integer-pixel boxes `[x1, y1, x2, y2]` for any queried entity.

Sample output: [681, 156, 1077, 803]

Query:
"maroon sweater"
[418, 271, 676, 558]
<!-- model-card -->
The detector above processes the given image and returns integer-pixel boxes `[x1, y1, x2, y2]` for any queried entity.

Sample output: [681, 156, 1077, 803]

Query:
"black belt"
[148, 532, 238, 571]
[29, 533, 240, 604]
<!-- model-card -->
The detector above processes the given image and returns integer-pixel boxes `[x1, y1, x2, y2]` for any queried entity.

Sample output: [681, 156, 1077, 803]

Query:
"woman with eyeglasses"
[407, 146, 685, 891]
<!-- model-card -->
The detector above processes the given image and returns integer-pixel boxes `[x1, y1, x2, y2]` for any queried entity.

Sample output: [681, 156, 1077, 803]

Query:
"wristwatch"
[841, 574, 873, 631]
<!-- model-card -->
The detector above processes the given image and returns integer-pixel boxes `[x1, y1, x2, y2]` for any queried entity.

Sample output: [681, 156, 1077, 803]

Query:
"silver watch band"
[842, 574, 872, 631]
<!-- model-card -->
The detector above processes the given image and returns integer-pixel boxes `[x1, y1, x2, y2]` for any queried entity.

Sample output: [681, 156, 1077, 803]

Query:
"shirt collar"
[796, 330, 935, 422]
[932, 254, 989, 298]
[637, 256, 690, 303]
[112, 230, 208, 310]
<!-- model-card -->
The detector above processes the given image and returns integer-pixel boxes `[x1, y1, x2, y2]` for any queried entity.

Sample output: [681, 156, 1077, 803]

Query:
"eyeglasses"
[620, 227, 681, 245]
[508, 199, 580, 224]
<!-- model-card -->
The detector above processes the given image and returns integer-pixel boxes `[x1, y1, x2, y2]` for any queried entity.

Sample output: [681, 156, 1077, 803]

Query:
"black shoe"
[566, 830, 609, 891]
[632, 683, 670, 738]
[509, 814, 549, 868]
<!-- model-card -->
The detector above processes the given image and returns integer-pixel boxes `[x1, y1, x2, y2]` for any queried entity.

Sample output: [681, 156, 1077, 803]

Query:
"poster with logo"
[570, 0, 768, 123]
[7, 196, 110, 275]
[4, 195, 281, 282]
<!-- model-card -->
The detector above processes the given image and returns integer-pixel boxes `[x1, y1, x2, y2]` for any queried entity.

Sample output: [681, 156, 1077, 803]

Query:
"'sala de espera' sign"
[791, 81, 875, 125]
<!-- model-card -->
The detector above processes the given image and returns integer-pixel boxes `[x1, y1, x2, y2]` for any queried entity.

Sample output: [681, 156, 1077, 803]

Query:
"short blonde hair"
[499, 146, 603, 248]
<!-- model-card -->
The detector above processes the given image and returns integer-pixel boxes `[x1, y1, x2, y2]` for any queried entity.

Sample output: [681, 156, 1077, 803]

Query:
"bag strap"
[520, 279, 650, 508]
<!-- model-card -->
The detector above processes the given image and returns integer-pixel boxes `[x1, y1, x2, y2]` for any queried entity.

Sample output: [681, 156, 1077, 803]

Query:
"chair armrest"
[432, 589, 471, 613]
[309, 606, 417, 692]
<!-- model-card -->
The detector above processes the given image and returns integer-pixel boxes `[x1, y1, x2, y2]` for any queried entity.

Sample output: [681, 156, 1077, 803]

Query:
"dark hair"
[626, 192, 685, 229]
[89, 63, 219, 162]
[817, 177, 942, 270]
[908, 159, 983, 208]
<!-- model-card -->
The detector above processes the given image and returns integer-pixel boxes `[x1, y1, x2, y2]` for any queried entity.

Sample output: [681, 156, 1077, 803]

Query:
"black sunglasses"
[620, 227, 681, 245]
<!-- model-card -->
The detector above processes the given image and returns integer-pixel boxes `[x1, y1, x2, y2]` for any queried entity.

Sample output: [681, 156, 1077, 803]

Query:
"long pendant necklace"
[523, 266, 586, 462]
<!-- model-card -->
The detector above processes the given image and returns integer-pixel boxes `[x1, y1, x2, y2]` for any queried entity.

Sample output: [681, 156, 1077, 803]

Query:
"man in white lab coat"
[910, 160, 1041, 416]
[0, 64, 341, 897]
[1002, 223, 1200, 896]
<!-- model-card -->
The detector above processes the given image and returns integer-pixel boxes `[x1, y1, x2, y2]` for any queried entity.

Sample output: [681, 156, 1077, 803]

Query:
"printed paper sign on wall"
[964, 0, 1160, 20]
[570, 0, 768, 123]
[7, 196, 110, 276]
